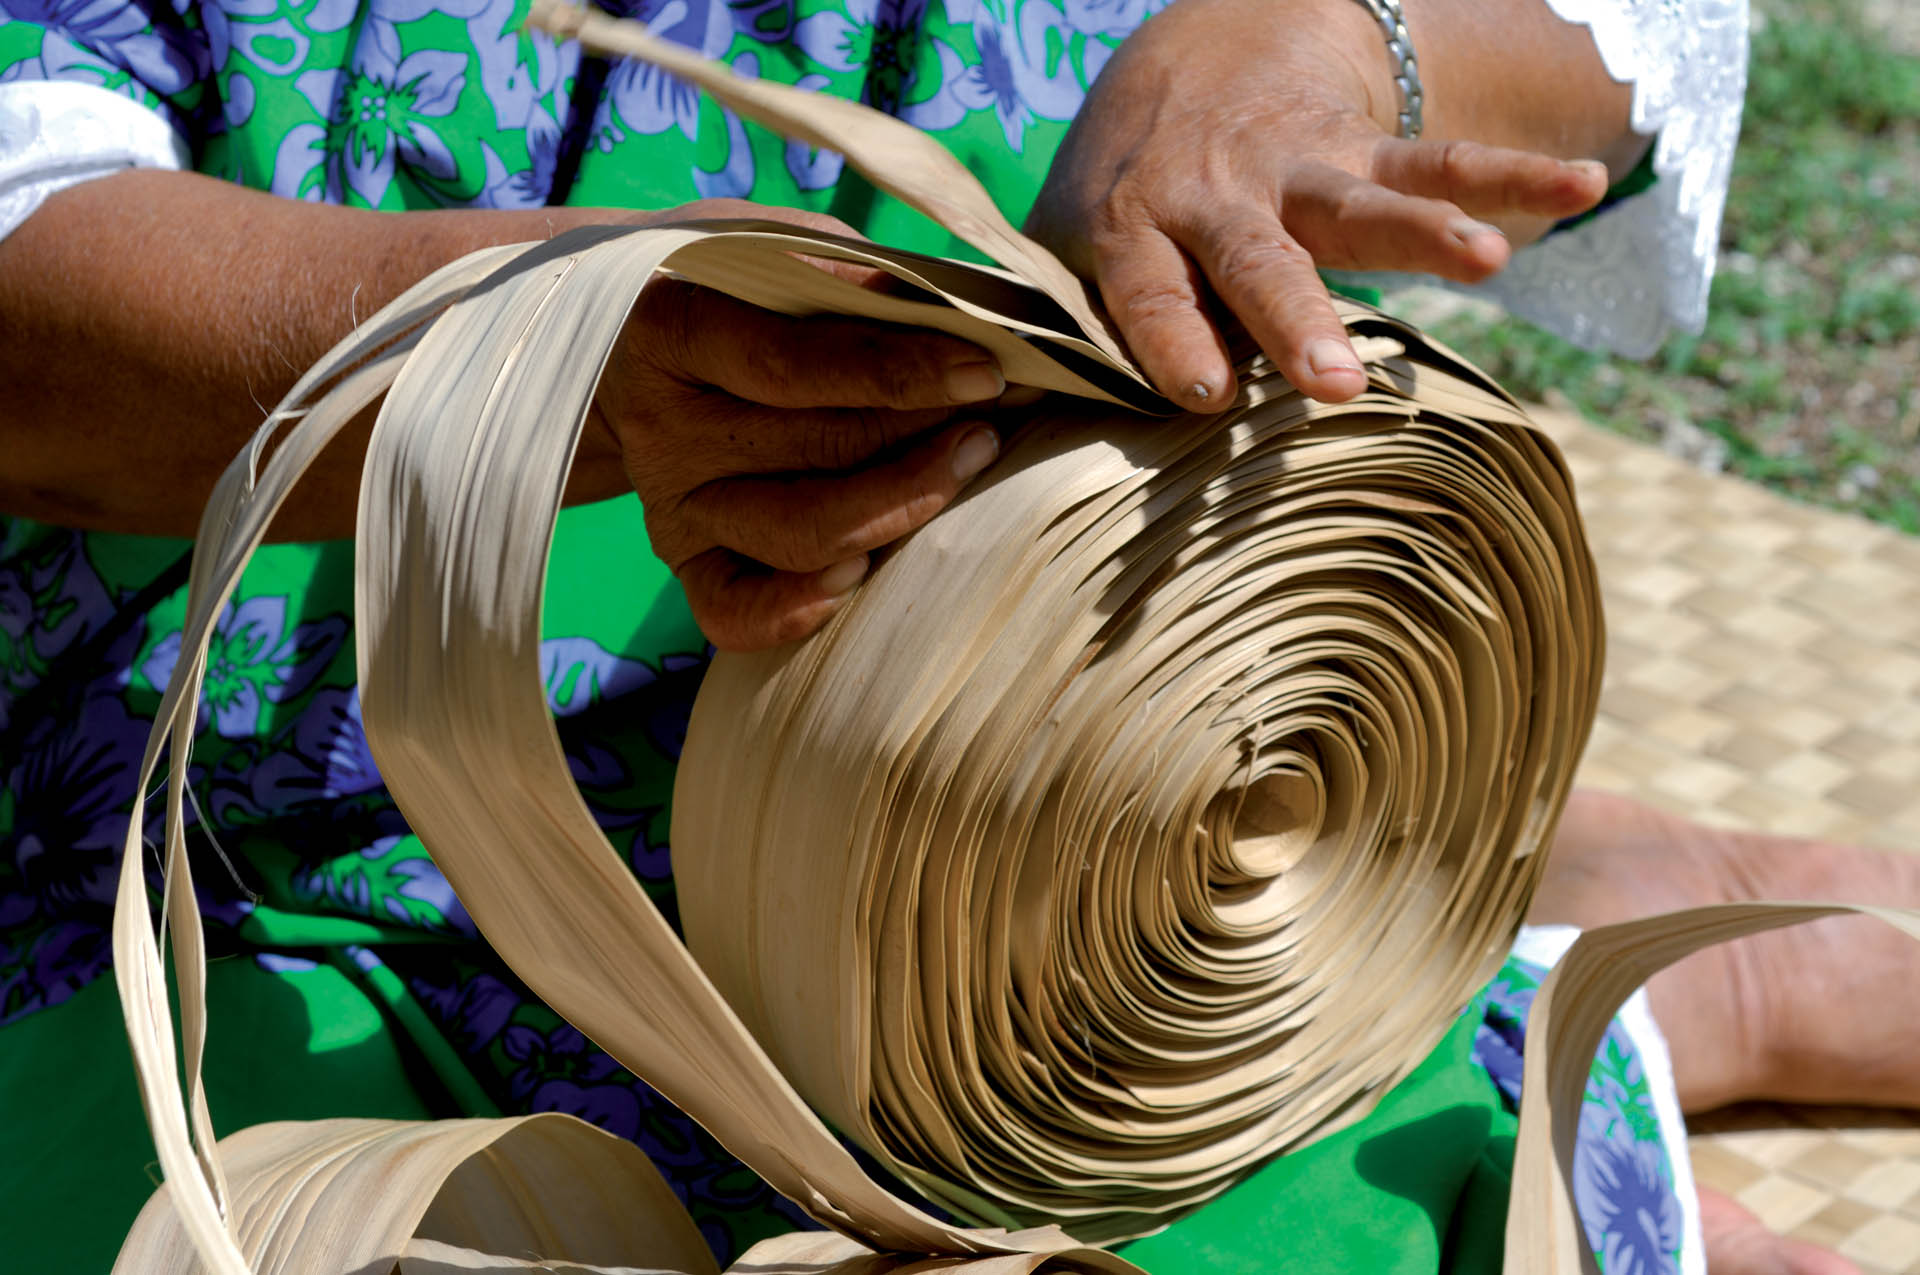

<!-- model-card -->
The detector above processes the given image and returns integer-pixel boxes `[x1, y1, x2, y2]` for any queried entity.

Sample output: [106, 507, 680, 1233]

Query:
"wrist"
[1389, 0, 1636, 162]
[1289, 0, 1406, 137]
[1347, 0, 1422, 137]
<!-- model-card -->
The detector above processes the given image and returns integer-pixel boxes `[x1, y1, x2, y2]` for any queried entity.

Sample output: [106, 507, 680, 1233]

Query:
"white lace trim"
[0, 80, 187, 241]
[1447, 0, 1751, 357]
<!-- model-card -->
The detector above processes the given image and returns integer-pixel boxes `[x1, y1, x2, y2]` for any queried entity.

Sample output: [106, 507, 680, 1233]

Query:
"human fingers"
[635, 282, 1005, 410]
[1090, 223, 1236, 412]
[681, 399, 961, 478]
[1369, 139, 1610, 222]
[661, 419, 1000, 573]
[1280, 162, 1512, 283]
[1179, 208, 1368, 403]
[675, 547, 871, 652]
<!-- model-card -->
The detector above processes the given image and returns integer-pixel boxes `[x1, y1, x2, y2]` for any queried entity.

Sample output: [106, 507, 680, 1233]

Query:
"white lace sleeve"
[1341, 0, 1750, 359]
[0, 80, 188, 242]
[1465, 0, 1750, 357]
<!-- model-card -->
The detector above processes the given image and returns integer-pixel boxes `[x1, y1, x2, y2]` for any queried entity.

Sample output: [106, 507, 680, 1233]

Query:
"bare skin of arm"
[0, 170, 636, 539]
[0, 176, 1011, 647]
[1, 0, 1643, 647]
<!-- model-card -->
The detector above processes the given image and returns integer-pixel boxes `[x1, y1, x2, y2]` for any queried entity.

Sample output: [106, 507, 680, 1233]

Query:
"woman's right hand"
[586, 202, 1009, 653]
[0, 178, 991, 558]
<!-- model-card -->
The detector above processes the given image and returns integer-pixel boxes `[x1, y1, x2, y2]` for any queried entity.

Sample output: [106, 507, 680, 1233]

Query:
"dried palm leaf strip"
[120, 1115, 721, 1275]
[353, 217, 1603, 1251]
[113, 225, 1590, 1271]
[103, 14, 1920, 1275]
[111, 222, 1157, 1275]
[672, 330, 1602, 1240]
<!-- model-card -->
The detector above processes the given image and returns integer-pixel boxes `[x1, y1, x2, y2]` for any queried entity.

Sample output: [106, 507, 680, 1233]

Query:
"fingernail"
[1449, 217, 1507, 246]
[1306, 338, 1364, 377]
[818, 554, 869, 598]
[951, 427, 999, 482]
[945, 361, 1006, 403]
[1178, 376, 1228, 411]
[1570, 158, 1610, 182]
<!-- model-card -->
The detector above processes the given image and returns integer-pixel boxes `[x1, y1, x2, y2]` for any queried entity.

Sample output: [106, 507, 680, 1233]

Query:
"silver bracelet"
[1349, 0, 1424, 140]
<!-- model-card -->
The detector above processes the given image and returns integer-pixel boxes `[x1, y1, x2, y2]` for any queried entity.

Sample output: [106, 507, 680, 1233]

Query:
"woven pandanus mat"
[1533, 403, 1920, 1274]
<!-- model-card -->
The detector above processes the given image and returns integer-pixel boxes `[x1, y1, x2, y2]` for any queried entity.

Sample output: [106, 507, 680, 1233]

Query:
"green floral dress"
[0, 0, 1688, 1270]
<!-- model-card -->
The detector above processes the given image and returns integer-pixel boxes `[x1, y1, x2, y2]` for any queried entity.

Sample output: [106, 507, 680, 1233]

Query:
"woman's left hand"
[1025, 0, 1621, 410]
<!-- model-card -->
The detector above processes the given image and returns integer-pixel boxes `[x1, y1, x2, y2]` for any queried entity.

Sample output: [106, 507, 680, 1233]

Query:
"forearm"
[1413, 1, 1642, 171]
[0, 169, 630, 540]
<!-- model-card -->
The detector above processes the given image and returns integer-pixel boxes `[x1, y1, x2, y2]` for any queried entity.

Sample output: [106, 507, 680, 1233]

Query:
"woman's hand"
[1026, 0, 1631, 410]
[585, 203, 1008, 652]
[0, 176, 1002, 649]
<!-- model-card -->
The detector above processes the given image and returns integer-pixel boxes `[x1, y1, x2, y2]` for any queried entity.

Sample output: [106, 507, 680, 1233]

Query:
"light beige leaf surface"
[111, 246, 531, 1275]
[672, 329, 1601, 1241]
[1505, 902, 1920, 1275]
[398, 1239, 685, 1275]
[100, 10, 1920, 1275]
[118, 1115, 718, 1275]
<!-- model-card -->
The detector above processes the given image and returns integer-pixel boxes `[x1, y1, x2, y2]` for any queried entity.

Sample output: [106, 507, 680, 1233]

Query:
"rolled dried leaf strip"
[90, 20, 1723, 1269]
[675, 330, 1604, 1241]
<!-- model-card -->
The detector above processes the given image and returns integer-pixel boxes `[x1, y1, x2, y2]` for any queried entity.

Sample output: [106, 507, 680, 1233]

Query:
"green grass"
[1409, 0, 1920, 532]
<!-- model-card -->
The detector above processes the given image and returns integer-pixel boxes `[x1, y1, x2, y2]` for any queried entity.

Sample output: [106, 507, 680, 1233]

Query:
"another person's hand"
[587, 202, 1007, 651]
[1026, 0, 1619, 410]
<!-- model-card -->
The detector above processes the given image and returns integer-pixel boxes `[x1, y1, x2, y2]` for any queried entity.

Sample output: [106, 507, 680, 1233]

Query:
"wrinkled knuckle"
[1326, 179, 1376, 229]
[640, 280, 702, 376]
[804, 407, 890, 471]
[705, 593, 778, 653]
[850, 406, 899, 458]
[734, 332, 793, 402]
[702, 499, 764, 562]
[781, 506, 844, 569]
[1089, 194, 1145, 242]
[889, 475, 952, 534]
[859, 332, 923, 406]
[1210, 231, 1311, 291]
[812, 528, 863, 568]
[1115, 279, 1197, 334]
[794, 424, 838, 472]
[1438, 140, 1485, 191]
[791, 416, 860, 476]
